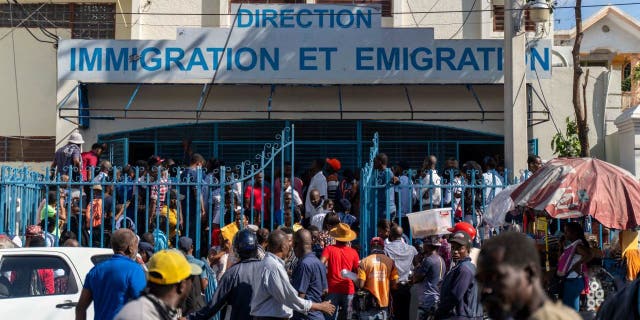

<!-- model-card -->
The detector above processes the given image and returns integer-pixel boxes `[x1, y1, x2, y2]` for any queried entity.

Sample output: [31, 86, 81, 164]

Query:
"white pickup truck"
[0, 247, 113, 319]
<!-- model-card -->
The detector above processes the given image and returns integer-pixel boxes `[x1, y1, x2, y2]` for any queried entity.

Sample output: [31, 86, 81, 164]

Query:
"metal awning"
[57, 83, 549, 124]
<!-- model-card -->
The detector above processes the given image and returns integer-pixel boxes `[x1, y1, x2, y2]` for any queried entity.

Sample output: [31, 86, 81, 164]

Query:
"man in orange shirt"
[356, 237, 399, 320]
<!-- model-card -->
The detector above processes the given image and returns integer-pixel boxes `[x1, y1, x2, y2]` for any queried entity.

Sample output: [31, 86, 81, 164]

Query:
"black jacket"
[188, 258, 262, 320]
[596, 277, 640, 320]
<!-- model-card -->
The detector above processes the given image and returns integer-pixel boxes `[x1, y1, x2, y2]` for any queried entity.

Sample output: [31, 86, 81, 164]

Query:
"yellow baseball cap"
[147, 249, 202, 285]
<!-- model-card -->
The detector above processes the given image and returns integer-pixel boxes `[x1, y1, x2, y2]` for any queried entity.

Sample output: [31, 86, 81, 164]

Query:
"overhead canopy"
[59, 83, 511, 122]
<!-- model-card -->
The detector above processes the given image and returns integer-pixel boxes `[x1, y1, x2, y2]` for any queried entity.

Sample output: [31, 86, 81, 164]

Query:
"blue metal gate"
[358, 132, 526, 255]
[0, 126, 297, 254]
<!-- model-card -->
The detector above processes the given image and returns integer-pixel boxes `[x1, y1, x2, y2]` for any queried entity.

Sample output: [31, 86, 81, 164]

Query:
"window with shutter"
[316, 0, 391, 17]
[493, 5, 536, 32]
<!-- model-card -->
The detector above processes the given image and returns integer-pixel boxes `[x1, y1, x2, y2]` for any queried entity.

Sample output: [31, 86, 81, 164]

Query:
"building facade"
[6, 0, 631, 177]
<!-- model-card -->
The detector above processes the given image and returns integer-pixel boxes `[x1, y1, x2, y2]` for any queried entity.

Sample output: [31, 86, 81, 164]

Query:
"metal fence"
[358, 133, 531, 254]
[0, 126, 296, 254]
[1, 126, 537, 256]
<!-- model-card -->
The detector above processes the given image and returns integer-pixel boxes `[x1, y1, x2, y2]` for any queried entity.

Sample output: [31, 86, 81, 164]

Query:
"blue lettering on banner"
[140, 47, 161, 71]
[316, 9, 328, 28]
[337, 9, 354, 28]
[235, 47, 257, 71]
[186, 48, 208, 71]
[165, 48, 185, 71]
[436, 48, 456, 71]
[261, 48, 280, 71]
[70, 48, 76, 71]
[237, 9, 253, 27]
[411, 47, 432, 71]
[234, 8, 372, 29]
[320, 47, 337, 70]
[529, 47, 550, 71]
[106, 47, 128, 71]
[457, 47, 480, 71]
[262, 9, 278, 27]
[206, 48, 224, 70]
[63, 44, 549, 81]
[356, 47, 374, 70]
[300, 47, 317, 70]
[476, 47, 495, 71]
[296, 9, 312, 28]
[79, 48, 102, 71]
[280, 9, 294, 28]
[377, 48, 399, 71]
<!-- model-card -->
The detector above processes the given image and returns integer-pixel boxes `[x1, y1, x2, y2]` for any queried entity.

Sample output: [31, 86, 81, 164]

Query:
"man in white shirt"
[250, 229, 335, 319]
[308, 190, 326, 230]
[305, 159, 327, 220]
[482, 157, 503, 207]
[419, 155, 442, 209]
[395, 161, 416, 217]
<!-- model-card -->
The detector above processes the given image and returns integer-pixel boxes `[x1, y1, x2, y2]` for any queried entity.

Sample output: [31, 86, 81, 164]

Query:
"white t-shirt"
[310, 212, 327, 230]
[305, 171, 327, 217]
[482, 170, 504, 205]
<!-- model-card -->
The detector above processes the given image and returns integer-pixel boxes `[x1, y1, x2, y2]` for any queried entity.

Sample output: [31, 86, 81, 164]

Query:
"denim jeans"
[358, 308, 388, 320]
[562, 277, 585, 311]
[326, 293, 353, 320]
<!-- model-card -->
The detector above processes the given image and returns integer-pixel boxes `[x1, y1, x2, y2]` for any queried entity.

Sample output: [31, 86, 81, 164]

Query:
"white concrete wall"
[0, 28, 64, 137]
[393, 0, 479, 39]
[581, 15, 640, 54]
[614, 106, 640, 177]
[133, 0, 203, 40]
[530, 66, 609, 160]
[1, 0, 128, 142]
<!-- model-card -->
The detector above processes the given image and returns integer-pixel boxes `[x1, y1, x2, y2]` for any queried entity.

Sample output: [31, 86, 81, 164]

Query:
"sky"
[553, 0, 640, 30]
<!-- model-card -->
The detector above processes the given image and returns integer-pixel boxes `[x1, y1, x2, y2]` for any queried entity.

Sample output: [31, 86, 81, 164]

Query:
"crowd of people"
[5, 217, 586, 320]
[0, 132, 614, 319]
[36, 133, 547, 251]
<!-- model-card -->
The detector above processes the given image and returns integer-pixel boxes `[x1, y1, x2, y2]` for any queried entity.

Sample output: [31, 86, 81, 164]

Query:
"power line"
[35, 2, 637, 16]
[0, 1, 47, 41]
[8, 1, 24, 161]
[196, 2, 244, 123]
[0, 16, 501, 27]
[14, 0, 61, 43]
[449, 0, 478, 39]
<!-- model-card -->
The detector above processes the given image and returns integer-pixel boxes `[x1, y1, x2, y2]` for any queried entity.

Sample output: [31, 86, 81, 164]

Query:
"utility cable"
[195, 2, 243, 124]
[9, 1, 24, 160]
[0, 1, 47, 42]
[65, 2, 640, 16]
[449, 0, 478, 39]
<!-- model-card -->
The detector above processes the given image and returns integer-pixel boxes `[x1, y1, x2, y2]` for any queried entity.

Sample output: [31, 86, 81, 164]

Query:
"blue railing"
[358, 132, 532, 255]
[0, 126, 296, 254]
[1, 126, 540, 257]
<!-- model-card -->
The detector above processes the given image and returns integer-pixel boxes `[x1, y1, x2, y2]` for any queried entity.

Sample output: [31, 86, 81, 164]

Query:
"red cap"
[447, 222, 477, 240]
[370, 237, 385, 247]
[326, 158, 341, 171]
[148, 155, 165, 167]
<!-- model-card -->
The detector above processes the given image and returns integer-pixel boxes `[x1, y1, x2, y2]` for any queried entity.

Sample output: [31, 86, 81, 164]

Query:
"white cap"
[68, 132, 84, 145]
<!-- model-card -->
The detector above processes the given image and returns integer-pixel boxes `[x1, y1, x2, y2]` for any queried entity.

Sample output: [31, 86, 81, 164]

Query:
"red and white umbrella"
[510, 158, 640, 230]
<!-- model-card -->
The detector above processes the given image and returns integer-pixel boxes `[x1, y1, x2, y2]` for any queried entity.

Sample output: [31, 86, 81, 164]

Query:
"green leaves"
[551, 117, 581, 157]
